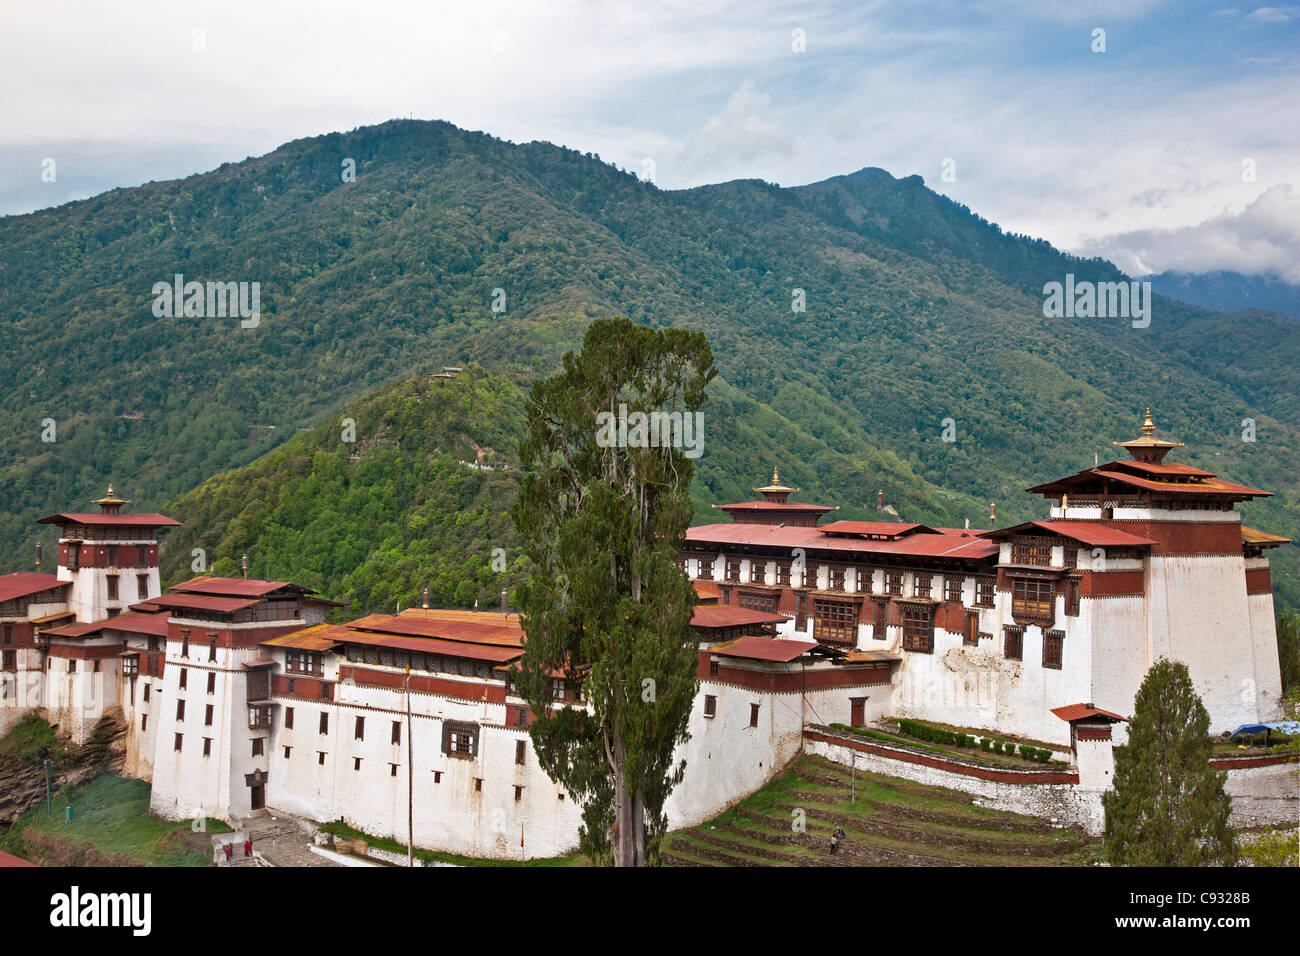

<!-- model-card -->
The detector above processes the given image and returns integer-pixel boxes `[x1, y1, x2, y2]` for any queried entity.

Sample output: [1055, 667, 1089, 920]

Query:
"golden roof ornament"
[753, 466, 798, 496]
[1113, 408, 1183, 464]
[93, 483, 130, 514]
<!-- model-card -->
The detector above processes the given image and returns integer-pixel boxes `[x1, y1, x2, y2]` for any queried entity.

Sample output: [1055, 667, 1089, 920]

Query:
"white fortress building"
[0, 413, 1290, 858]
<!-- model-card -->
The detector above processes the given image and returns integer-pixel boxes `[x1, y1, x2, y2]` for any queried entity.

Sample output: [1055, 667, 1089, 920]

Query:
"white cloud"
[1244, 6, 1300, 23]
[674, 81, 794, 179]
[1073, 184, 1300, 282]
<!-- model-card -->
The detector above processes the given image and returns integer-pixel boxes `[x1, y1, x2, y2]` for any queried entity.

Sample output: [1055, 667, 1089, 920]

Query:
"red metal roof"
[170, 576, 305, 597]
[263, 624, 352, 651]
[982, 521, 1157, 548]
[336, 630, 525, 663]
[709, 636, 813, 662]
[147, 593, 261, 613]
[714, 500, 835, 512]
[45, 611, 171, 640]
[349, 612, 524, 647]
[692, 580, 722, 601]
[36, 512, 181, 527]
[1090, 468, 1268, 498]
[1111, 460, 1215, 478]
[684, 523, 999, 561]
[0, 573, 68, 603]
[818, 521, 937, 538]
[690, 605, 789, 629]
[43, 621, 102, 638]
[1051, 703, 1126, 723]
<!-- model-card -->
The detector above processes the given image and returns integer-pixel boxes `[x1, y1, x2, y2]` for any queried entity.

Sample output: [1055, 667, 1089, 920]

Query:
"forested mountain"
[2, 119, 1296, 609]
[1146, 270, 1300, 321]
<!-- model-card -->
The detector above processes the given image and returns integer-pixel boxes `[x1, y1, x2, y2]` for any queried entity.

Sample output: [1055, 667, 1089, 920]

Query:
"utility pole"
[406, 664, 414, 868]
[851, 752, 856, 805]
[44, 758, 52, 815]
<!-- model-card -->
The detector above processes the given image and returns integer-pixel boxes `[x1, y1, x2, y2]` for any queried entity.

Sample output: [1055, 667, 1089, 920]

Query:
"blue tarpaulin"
[1229, 722, 1300, 738]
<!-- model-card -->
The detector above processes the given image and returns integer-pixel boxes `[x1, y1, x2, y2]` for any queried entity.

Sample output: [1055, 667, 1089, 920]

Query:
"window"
[1004, 625, 1024, 661]
[107, 546, 118, 566]
[68, 658, 76, 673]
[205, 704, 213, 726]
[252, 738, 264, 757]
[319, 682, 331, 700]
[318, 752, 326, 766]
[474, 778, 483, 792]
[516, 740, 527, 765]
[390, 764, 398, 777]
[963, 610, 979, 647]
[698, 558, 714, 581]
[285, 707, 295, 730]
[443, 722, 479, 758]
[704, 695, 717, 718]
[208, 638, 217, 663]
[945, 577, 963, 603]
[105, 575, 119, 601]
[207, 672, 216, 694]
[913, 574, 932, 599]
[1, 649, 15, 671]
[354, 757, 362, 771]
[514, 785, 523, 802]
[355, 716, 365, 740]
[137, 575, 150, 600]
[67, 543, 80, 569]
[174, 733, 183, 752]
[176, 700, 185, 721]
[884, 571, 903, 596]
[901, 604, 935, 653]
[1043, 630, 1064, 669]
[137, 545, 148, 566]
[725, 559, 741, 583]
[179, 668, 187, 690]
[1063, 546, 1077, 570]
[872, 599, 888, 640]
[828, 565, 846, 591]
[551, 678, 566, 701]
[203, 738, 212, 758]
[856, 567, 873, 593]
[514, 706, 528, 728]
[812, 598, 857, 645]
[749, 703, 760, 728]
[180, 630, 190, 658]
[750, 560, 766, 583]
[319, 712, 329, 735]
[433, 771, 442, 783]
[1011, 578, 1055, 625]
[287, 678, 296, 694]
[775, 561, 792, 586]
[141, 714, 148, 732]
[1065, 578, 1081, 616]
[286, 651, 323, 676]
[795, 592, 809, 631]
[143, 683, 150, 702]
[975, 578, 996, 608]
[391, 721, 401, 745]
[708, 659, 719, 678]
[285, 747, 292, 760]
[738, 590, 776, 613]
[1, 624, 11, 645]
[1011, 540, 1053, 567]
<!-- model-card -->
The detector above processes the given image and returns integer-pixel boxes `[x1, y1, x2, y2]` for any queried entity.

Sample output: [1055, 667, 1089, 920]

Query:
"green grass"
[828, 722, 1068, 768]
[0, 715, 73, 767]
[0, 773, 229, 867]
[660, 754, 1102, 867]
[318, 820, 588, 867]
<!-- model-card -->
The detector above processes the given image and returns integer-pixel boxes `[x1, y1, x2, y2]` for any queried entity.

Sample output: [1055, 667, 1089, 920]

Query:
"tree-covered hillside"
[1, 119, 1295, 608]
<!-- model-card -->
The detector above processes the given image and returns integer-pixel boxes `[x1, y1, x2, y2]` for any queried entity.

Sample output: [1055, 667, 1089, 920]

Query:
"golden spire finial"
[1141, 408, 1155, 436]
[106, 483, 115, 497]
[772, 466, 780, 484]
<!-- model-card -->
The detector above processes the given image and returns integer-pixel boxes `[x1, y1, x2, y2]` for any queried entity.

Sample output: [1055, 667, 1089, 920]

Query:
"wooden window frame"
[975, 578, 996, 608]
[319, 712, 329, 735]
[1065, 577, 1081, 616]
[725, 559, 742, 583]
[912, 574, 932, 599]
[1043, 630, 1064, 669]
[698, 558, 714, 581]
[703, 695, 717, 718]
[285, 706, 294, 730]
[827, 565, 846, 591]
[963, 610, 979, 647]
[812, 598, 857, 646]
[355, 716, 365, 740]
[1003, 625, 1024, 661]
[252, 737, 264, 757]
[884, 571, 903, 596]
[775, 561, 792, 587]
[1011, 578, 1055, 626]
[945, 577, 963, 603]
[516, 740, 527, 765]
[749, 703, 760, 728]
[872, 598, 888, 641]
[750, 560, 766, 584]
[391, 720, 401, 746]
[205, 703, 213, 726]
[900, 603, 935, 654]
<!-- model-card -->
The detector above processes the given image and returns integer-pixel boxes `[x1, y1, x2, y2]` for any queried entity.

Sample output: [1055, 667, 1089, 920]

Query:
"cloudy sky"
[3, 0, 1298, 278]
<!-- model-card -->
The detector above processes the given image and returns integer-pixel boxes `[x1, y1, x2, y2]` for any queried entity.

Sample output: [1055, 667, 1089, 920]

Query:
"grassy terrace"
[319, 820, 588, 867]
[0, 774, 230, 867]
[660, 754, 1101, 867]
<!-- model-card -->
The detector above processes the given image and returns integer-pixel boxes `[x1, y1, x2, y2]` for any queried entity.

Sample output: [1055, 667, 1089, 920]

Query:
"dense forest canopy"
[1, 118, 1295, 611]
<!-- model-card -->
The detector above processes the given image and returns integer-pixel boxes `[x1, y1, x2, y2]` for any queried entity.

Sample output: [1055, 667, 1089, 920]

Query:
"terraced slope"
[660, 754, 1099, 867]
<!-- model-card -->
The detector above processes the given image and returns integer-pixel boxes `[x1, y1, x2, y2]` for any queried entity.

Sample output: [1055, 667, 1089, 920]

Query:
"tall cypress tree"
[511, 318, 716, 866]
[1103, 658, 1237, 866]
